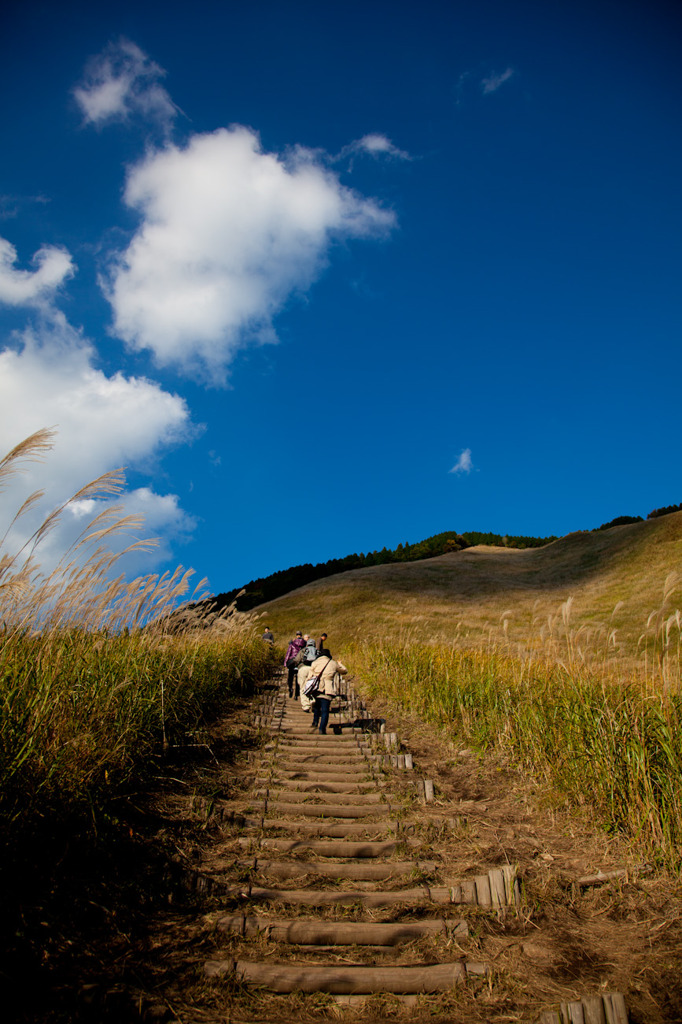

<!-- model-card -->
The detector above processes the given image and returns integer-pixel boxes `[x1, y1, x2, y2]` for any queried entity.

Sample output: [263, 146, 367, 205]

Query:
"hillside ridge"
[196, 528, 557, 617]
[253, 512, 682, 652]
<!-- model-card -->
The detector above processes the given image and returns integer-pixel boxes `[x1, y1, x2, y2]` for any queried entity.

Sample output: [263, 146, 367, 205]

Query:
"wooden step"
[237, 838, 418, 857]
[260, 820, 399, 837]
[274, 761, 372, 775]
[238, 858, 439, 880]
[271, 744, 368, 757]
[214, 914, 468, 944]
[255, 777, 377, 793]
[206, 959, 477, 992]
[255, 788, 384, 805]
[223, 884, 455, 906]
[262, 800, 390, 818]
[273, 733, 359, 742]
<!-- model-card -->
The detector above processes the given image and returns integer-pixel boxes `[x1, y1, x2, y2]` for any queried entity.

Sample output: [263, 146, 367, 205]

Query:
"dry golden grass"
[253, 514, 682, 675]
[248, 516, 682, 872]
[0, 430, 277, 834]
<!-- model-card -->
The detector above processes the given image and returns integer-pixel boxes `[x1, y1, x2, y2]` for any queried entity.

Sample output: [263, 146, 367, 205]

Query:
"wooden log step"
[275, 728, 358, 736]
[331, 994, 419, 1007]
[264, 800, 390, 819]
[272, 757, 372, 769]
[269, 741, 347, 752]
[274, 770, 374, 784]
[274, 732, 359, 741]
[270, 749, 368, 757]
[255, 777, 377, 793]
[238, 859, 439, 880]
[278, 757, 384, 770]
[279, 726, 355, 734]
[237, 838, 418, 856]
[272, 745, 368, 758]
[214, 914, 468, 944]
[261, 820, 399, 837]
[275, 761, 372, 776]
[267, 740, 362, 749]
[255, 788, 385, 805]
[276, 726, 359, 735]
[271, 747, 363, 755]
[206, 959, 469, 992]
[224, 884, 454, 907]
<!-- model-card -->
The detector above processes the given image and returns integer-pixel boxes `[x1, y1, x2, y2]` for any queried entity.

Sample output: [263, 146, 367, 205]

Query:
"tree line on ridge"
[203, 529, 556, 613]
[197, 504, 681, 616]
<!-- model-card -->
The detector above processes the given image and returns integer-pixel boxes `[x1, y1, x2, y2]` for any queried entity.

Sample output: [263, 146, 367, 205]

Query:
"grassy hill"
[248, 513, 682, 872]
[255, 512, 682, 668]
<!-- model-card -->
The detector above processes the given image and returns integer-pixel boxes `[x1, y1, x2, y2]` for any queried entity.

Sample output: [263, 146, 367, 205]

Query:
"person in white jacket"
[309, 653, 348, 734]
[298, 663, 314, 712]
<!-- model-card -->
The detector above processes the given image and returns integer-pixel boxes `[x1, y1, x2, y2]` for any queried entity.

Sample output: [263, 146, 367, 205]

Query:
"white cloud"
[481, 68, 515, 94]
[450, 448, 473, 474]
[0, 237, 74, 306]
[0, 311, 195, 574]
[73, 38, 177, 131]
[342, 134, 411, 161]
[103, 126, 396, 380]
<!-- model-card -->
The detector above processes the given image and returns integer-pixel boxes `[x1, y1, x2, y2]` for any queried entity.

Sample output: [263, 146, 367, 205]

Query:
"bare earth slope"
[257, 513, 682, 653]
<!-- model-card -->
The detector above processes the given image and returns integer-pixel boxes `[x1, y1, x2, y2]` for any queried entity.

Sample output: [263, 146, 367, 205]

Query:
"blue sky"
[1, 0, 680, 595]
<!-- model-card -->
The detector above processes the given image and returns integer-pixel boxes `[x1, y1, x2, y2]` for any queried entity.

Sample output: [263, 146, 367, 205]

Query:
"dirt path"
[8, 672, 682, 1022]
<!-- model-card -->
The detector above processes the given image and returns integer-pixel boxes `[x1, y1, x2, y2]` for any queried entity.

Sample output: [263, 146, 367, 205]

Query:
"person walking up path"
[310, 653, 347, 734]
[303, 635, 317, 663]
[283, 631, 306, 699]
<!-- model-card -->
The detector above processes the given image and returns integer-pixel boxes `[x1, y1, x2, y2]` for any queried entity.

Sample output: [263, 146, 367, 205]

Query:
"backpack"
[303, 673, 321, 697]
[303, 657, 331, 698]
[293, 647, 306, 666]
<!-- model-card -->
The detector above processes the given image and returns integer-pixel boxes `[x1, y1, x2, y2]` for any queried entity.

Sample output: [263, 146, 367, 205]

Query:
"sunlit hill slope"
[255, 513, 682, 662]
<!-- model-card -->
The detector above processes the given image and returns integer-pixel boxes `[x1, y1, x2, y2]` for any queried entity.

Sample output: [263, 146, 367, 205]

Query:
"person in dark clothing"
[262, 626, 274, 643]
[316, 632, 329, 656]
[283, 631, 306, 698]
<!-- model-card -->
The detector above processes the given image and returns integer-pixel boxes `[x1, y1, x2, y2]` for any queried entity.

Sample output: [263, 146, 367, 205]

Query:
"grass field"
[254, 514, 682, 868]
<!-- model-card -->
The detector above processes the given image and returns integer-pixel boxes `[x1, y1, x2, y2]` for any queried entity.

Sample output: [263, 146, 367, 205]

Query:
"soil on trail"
[3, 679, 682, 1024]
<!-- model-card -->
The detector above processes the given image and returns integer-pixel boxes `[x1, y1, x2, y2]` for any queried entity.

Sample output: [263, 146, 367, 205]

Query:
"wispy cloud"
[0, 237, 74, 306]
[339, 134, 411, 162]
[450, 448, 473, 474]
[103, 126, 396, 381]
[0, 194, 50, 221]
[73, 38, 177, 132]
[481, 68, 515, 95]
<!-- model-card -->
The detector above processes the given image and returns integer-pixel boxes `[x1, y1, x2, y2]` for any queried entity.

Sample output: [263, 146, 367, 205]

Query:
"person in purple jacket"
[283, 631, 306, 698]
